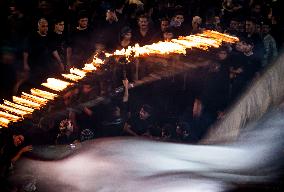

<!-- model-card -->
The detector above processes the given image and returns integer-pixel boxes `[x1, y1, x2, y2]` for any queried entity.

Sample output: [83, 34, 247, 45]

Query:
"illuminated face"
[78, 18, 88, 29]
[160, 20, 169, 32]
[123, 32, 132, 40]
[163, 32, 174, 41]
[174, 15, 184, 25]
[139, 107, 150, 120]
[13, 135, 24, 147]
[138, 17, 149, 30]
[38, 19, 48, 35]
[55, 21, 64, 33]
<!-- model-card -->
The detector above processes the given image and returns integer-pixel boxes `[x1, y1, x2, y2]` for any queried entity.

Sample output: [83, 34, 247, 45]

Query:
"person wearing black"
[132, 14, 155, 46]
[23, 18, 50, 85]
[68, 12, 94, 68]
[0, 129, 32, 190]
[49, 18, 69, 74]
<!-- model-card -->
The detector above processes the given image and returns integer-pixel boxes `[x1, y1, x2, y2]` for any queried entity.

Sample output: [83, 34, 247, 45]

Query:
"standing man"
[132, 14, 154, 46]
[49, 18, 69, 73]
[23, 18, 50, 85]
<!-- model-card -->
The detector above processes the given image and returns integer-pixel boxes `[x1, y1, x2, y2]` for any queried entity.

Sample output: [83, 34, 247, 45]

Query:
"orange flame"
[12, 96, 41, 109]
[62, 74, 83, 82]
[0, 104, 30, 116]
[42, 78, 72, 92]
[30, 89, 58, 100]
[4, 100, 35, 113]
[0, 117, 10, 128]
[0, 111, 22, 122]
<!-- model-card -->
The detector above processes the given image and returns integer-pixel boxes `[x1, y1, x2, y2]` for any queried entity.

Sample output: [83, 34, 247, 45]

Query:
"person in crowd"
[152, 17, 170, 41]
[1, 129, 32, 188]
[225, 18, 240, 36]
[55, 118, 78, 145]
[68, 11, 94, 68]
[117, 26, 133, 50]
[170, 11, 187, 37]
[123, 104, 156, 137]
[245, 18, 264, 62]
[162, 27, 175, 42]
[261, 21, 278, 67]
[49, 18, 69, 74]
[191, 16, 203, 34]
[132, 14, 155, 46]
[23, 18, 50, 86]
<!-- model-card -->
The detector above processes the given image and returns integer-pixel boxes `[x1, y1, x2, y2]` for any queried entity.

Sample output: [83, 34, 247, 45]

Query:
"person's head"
[176, 122, 190, 138]
[252, 3, 262, 14]
[243, 40, 254, 54]
[173, 12, 184, 26]
[137, 15, 149, 30]
[59, 119, 74, 135]
[235, 40, 246, 52]
[163, 28, 174, 41]
[229, 18, 239, 30]
[54, 18, 64, 34]
[82, 83, 93, 94]
[192, 16, 202, 29]
[13, 134, 24, 147]
[245, 19, 256, 34]
[38, 18, 48, 36]
[106, 9, 118, 22]
[120, 26, 132, 41]
[77, 11, 88, 29]
[139, 104, 153, 120]
[160, 18, 169, 32]
[262, 22, 271, 35]
[217, 47, 229, 61]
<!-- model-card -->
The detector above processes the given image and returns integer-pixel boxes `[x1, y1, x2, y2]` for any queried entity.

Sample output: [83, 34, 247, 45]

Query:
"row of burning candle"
[0, 30, 239, 128]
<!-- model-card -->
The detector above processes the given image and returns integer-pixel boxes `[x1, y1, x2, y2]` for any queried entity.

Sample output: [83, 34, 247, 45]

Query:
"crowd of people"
[1, 0, 283, 190]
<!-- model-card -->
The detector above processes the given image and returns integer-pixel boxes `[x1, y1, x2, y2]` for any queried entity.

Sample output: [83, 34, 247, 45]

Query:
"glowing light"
[0, 104, 30, 116]
[22, 92, 48, 105]
[4, 100, 34, 113]
[12, 96, 41, 109]
[0, 111, 21, 121]
[31, 89, 58, 100]
[62, 74, 83, 82]
[70, 68, 86, 78]
[0, 117, 10, 128]
[42, 78, 72, 92]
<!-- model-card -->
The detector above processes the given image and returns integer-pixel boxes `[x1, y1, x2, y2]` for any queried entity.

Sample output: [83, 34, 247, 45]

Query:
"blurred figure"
[132, 14, 154, 46]
[117, 26, 133, 49]
[170, 12, 187, 37]
[261, 22, 278, 67]
[191, 16, 203, 34]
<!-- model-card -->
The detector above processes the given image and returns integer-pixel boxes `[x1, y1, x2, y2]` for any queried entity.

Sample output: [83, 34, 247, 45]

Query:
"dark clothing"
[49, 32, 70, 65]
[0, 64, 17, 100]
[127, 115, 155, 136]
[69, 27, 94, 67]
[24, 32, 51, 84]
[132, 29, 155, 46]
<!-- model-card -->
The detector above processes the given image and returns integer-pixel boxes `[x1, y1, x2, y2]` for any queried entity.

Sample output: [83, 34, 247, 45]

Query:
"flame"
[82, 64, 97, 72]
[0, 104, 30, 116]
[0, 111, 21, 122]
[70, 68, 86, 78]
[62, 74, 83, 82]
[31, 89, 58, 100]
[4, 100, 34, 113]
[13, 96, 41, 109]
[0, 30, 239, 128]
[22, 92, 48, 105]
[0, 117, 10, 128]
[42, 78, 72, 92]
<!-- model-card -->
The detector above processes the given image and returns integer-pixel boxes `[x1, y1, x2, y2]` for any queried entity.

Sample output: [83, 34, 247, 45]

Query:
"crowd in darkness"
[0, 0, 283, 189]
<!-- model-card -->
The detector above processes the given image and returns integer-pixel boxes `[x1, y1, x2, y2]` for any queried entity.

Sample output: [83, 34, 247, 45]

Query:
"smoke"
[11, 109, 284, 192]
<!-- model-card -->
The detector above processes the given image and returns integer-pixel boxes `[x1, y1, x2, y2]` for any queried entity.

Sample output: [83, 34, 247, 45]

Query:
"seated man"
[0, 129, 32, 185]
[123, 104, 157, 137]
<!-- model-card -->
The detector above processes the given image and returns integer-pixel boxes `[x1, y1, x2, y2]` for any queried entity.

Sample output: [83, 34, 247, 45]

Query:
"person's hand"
[21, 145, 33, 153]
[123, 79, 129, 88]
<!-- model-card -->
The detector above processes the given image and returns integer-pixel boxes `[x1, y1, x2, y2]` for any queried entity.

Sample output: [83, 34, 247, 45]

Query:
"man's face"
[13, 135, 24, 147]
[38, 20, 48, 35]
[245, 21, 255, 34]
[123, 32, 132, 40]
[139, 107, 150, 120]
[82, 84, 92, 94]
[163, 32, 174, 41]
[138, 17, 149, 30]
[55, 21, 64, 33]
[262, 25, 270, 35]
[218, 50, 228, 60]
[174, 15, 184, 25]
[236, 41, 245, 52]
[78, 17, 88, 29]
[160, 20, 169, 32]
[230, 20, 238, 30]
